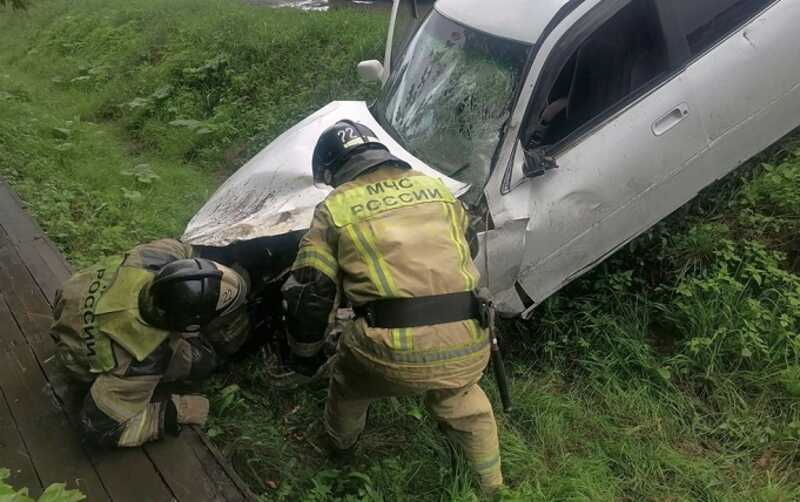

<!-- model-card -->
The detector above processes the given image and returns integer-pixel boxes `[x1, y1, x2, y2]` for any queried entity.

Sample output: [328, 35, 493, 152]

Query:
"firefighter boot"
[305, 420, 354, 465]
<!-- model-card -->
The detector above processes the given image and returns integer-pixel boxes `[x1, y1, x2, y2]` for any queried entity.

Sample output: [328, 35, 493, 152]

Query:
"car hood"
[183, 101, 469, 247]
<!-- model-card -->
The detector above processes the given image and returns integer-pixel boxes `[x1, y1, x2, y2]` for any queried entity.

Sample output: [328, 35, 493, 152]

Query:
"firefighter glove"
[171, 395, 210, 426]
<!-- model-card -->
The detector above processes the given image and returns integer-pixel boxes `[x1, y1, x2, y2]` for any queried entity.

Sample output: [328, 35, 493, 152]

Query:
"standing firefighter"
[50, 239, 251, 447]
[282, 121, 503, 491]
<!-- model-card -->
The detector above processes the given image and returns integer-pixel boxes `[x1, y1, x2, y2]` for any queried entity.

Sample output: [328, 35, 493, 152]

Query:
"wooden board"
[0, 179, 255, 501]
[0, 227, 175, 501]
[0, 182, 70, 305]
[145, 430, 247, 502]
[0, 389, 43, 498]
[0, 298, 43, 497]
[0, 295, 109, 501]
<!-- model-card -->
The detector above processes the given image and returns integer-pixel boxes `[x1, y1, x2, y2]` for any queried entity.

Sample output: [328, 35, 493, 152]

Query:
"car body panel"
[686, 0, 800, 168]
[183, 101, 468, 247]
[482, 0, 799, 314]
[185, 0, 800, 316]
[435, 0, 571, 45]
[473, 219, 529, 313]
[486, 72, 709, 312]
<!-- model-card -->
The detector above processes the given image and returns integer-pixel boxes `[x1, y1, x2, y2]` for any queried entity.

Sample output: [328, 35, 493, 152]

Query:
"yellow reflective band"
[352, 329, 489, 365]
[348, 223, 399, 298]
[360, 224, 399, 294]
[391, 327, 413, 351]
[445, 203, 477, 291]
[466, 319, 482, 342]
[326, 175, 455, 227]
[294, 248, 338, 280]
[345, 225, 388, 296]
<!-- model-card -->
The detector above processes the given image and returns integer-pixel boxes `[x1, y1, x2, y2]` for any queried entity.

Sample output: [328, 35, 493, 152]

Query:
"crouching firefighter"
[50, 239, 251, 447]
[281, 121, 504, 492]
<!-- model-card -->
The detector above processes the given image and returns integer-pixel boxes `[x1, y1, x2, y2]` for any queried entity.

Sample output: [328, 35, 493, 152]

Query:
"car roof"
[435, 0, 571, 45]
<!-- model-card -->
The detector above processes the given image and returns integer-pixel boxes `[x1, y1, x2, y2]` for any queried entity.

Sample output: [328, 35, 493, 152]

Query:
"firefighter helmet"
[149, 258, 247, 331]
[312, 120, 407, 186]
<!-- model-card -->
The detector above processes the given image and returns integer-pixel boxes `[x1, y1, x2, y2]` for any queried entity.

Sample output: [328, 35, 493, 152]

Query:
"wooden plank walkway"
[0, 180, 256, 502]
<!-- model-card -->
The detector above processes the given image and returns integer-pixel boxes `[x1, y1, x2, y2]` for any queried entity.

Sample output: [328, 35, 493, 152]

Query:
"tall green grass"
[0, 0, 384, 265]
[3, 0, 800, 500]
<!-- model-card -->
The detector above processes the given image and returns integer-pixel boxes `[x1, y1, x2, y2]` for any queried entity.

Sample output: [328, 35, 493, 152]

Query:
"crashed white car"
[185, 0, 800, 316]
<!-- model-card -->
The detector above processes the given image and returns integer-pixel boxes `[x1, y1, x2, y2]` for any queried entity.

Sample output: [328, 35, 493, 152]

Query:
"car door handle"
[652, 103, 690, 136]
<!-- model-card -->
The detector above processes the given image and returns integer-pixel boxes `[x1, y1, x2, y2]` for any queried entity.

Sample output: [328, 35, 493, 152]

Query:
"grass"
[3, 0, 800, 500]
[0, 0, 384, 266]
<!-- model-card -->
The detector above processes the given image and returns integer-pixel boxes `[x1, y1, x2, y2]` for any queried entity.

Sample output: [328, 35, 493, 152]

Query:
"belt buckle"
[478, 299, 491, 329]
[365, 307, 376, 328]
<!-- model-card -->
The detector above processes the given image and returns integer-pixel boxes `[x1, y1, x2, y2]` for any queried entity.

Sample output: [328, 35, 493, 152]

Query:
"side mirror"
[357, 60, 385, 83]
[523, 146, 559, 178]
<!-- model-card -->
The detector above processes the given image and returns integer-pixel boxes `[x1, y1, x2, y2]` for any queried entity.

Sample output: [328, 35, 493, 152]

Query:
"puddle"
[275, 0, 328, 10]
[247, 0, 390, 11]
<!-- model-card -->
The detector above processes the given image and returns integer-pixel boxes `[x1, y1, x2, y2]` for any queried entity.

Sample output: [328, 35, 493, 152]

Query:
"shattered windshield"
[373, 11, 530, 202]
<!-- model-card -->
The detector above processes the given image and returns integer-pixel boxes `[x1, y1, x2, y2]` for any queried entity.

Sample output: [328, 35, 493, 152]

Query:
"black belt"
[353, 291, 483, 329]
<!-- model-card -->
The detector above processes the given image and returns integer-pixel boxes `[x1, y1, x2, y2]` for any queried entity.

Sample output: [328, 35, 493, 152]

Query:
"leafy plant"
[0, 468, 85, 502]
[120, 163, 160, 184]
[667, 239, 800, 381]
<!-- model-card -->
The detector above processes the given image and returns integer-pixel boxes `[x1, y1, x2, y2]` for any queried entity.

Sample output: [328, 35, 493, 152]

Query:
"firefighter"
[50, 239, 251, 447]
[281, 120, 503, 491]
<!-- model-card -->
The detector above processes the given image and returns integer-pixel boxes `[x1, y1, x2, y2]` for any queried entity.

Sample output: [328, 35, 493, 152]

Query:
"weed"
[0, 468, 85, 501]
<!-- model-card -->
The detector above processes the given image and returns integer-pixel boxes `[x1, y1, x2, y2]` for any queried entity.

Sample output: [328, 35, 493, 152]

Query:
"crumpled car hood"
[183, 101, 468, 247]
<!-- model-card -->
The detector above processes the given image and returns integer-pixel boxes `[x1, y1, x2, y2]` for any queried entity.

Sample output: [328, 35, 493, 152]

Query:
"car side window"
[670, 0, 773, 58]
[525, 0, 671, 149]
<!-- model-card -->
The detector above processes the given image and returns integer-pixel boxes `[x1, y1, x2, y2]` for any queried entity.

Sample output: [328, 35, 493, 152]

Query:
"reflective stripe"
[392, 327, 413, 351]
[445, 203, 477, 291]
[473, 453, 501, 473]
[465, 319, 482, 342]
[294, 247, 338, 280]
[119, 413, 146, 447]
[348, 225, 411, 350]
[361, 224, 400, 294]
[348, 224, 399, 297]
[326, 175, 455, 227]
[352, 329, 489, 365]
[343, 137, 367, 149]
[344, 225, 385, 295]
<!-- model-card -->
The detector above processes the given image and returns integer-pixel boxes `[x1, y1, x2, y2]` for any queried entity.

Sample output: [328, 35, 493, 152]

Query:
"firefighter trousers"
[323, 338, 503, 490]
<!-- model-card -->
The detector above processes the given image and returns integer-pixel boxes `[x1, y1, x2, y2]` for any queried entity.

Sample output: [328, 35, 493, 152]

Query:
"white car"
[185, 0, 800, 316]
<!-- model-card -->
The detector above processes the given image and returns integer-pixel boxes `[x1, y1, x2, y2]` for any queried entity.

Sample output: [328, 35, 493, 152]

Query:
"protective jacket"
[283, 164, 503, 489]
[51, 239, 250, 447]
[283, 165, 487, 369]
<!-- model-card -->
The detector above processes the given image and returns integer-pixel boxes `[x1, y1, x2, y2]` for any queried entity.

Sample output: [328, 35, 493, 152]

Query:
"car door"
[675, 0, 800, 186]
[483, 0, 710, 314]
